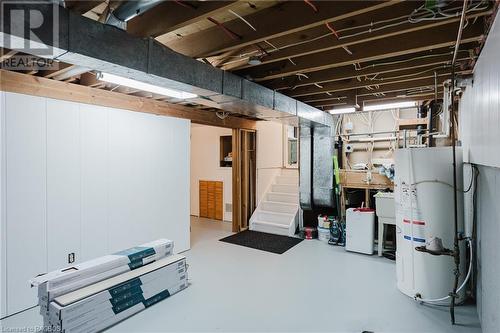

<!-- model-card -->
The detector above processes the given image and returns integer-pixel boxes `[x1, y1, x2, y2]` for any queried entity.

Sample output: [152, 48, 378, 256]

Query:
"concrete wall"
[256, 121, 285, 204]
[460, 10, 500, 333]
[0, 92, 190, 318]
[190, 124, 232, 221]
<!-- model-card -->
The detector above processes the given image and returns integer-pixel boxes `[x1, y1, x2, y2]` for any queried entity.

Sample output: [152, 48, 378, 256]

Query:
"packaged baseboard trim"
[54, 255, 185, 307]
[51, 277, 187, 331]
[49, 260, 186, 324]
[34, 239, 174, 307]
[68, 283, 187, 333]
[32, 239, 173, 289]
[46, 256, 187, 333]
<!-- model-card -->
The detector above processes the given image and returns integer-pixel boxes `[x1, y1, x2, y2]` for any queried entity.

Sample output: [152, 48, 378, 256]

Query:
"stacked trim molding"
[30, 239, 188, 332]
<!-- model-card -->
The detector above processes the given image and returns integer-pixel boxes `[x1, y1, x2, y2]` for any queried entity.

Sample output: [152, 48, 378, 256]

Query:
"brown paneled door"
[199, 180, 223, 220]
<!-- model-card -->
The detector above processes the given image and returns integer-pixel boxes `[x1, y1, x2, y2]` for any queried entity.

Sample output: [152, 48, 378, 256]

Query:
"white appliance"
[394, 147, 465, 300]
[374, 192, 396, 256]
[346, 208, 375, 255]
[374, 192, 395, 222]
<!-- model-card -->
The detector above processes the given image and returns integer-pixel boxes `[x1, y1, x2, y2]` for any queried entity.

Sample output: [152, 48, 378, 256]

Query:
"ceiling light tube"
[98, 72, 197, 99]
[363, 101, 417, 111]
[329, 107, 356, 115]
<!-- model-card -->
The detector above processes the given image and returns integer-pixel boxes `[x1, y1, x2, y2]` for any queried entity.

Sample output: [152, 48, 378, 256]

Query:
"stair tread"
[258, 209, 296, 217]
[251, 220, 290, 228]
[262, 200, 298, 206]
[269, 191, 298, 196]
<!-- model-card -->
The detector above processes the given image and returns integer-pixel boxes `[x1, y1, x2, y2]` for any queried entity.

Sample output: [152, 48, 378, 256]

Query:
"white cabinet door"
[46, 99, 81, 270]
[4, 92, 47, 315]
[80, 104, 108, 261]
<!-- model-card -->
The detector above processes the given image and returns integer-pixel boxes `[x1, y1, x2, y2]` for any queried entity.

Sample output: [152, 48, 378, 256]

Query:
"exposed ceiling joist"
[303, 75, 462, 106]
[312, 90, 444, 109]
[288, 67, 462, 98]
[166, 0, 402, 58]
[65, 0, 104, 14]
[267, 47, 476, 91]
[40, 63, 75, 78]
[0, 49, 17, 61]
[236, 18, 484, 82]
[127, 1, 239, 37]
[224, 9, 489, 71]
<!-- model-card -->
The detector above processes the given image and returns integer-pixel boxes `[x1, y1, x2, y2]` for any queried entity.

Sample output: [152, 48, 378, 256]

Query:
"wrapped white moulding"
[32, 239, 174, 312]
[46, 255, 187, 333]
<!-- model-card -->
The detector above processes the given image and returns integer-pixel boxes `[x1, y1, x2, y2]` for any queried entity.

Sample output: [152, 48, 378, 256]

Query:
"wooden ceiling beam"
[236, 18, 484, 82]
[127, 1, 239, 37]
[65, 1, 104, 14]
[0, 69, 256, 130]
[225, 6, 489, 71]
[288, 66, 463, 98]
[0, 49, 17, 62]
[39, 63, 76, 79]
[302, 76, 457, 105]
[267, 47, 476, 91]
[166, 1, 403, 58]
[312, 90, 444, 109]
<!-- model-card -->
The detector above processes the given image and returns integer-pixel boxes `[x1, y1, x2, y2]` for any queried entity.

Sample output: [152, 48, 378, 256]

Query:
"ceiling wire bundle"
[220, 0, 489, 68]
[408, 0, 489, 23]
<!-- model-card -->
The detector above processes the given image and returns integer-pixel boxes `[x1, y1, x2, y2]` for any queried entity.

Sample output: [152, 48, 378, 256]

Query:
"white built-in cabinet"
[0, 92, 190, 318]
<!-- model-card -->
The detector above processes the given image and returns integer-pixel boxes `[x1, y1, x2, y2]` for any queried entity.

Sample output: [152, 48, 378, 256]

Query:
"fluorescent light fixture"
[329, 107, 356, 115]
[98, 72, 197, 99]
[363, 101, 417, 111]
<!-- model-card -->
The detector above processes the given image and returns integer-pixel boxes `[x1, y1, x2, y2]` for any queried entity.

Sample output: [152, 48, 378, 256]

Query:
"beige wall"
[190, 124, 233, 221]
[341, 108, 417, 168]
[256, 121, 284, 204]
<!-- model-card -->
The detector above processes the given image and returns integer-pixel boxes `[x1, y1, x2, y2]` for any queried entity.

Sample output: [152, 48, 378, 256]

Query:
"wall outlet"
[68, 252, 75, 264]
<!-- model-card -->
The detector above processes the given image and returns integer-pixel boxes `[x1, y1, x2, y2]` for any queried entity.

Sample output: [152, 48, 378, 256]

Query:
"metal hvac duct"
[312, 126, 335, 208]
[0, 3, 333, 127]
[106, 0, 165, 29]
[299, 125, 336, 210]
[299, 125, 312, 210]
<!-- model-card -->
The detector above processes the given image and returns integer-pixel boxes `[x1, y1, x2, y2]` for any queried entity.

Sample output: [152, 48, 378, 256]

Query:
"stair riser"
[267, 193, 298, 203]
[261, 202, 298, 214]
[280, 169, 298, 177]
[256, 212, 294, 224]
[275, 176, 299, 185]
[251, 223, 290, 237]
[271, 184, 298, 193]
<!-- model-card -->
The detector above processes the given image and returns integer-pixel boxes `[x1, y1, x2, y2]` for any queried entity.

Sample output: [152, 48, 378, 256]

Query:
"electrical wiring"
[220, 0, 489, 68]
[409, 0, 489, 23]
[412, 163, 478, 193]
[366, 66, 448, 81]
[228, 9, 257, 31]
[353, 51, 470, 71]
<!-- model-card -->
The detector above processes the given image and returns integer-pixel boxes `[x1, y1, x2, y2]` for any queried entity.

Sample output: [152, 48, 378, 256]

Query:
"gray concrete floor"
[1, 216, 481, 332]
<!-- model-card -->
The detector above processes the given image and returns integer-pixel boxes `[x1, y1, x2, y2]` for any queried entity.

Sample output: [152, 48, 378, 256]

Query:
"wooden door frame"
[232, 128, 256, 232]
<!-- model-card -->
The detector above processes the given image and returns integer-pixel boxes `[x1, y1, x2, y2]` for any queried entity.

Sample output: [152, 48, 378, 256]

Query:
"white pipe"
[415, 238, 473, 304]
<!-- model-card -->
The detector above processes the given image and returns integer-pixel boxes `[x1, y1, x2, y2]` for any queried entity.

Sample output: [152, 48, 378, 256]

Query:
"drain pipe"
[105, 0, 165, 29]
[450, 0, 468, 325]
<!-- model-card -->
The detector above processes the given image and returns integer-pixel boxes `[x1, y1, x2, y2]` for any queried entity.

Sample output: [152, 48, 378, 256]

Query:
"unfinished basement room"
[0, 0, 499, 332]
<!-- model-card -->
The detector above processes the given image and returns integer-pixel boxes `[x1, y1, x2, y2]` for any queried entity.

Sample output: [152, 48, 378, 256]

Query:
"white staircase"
[250, 169, 299, 236]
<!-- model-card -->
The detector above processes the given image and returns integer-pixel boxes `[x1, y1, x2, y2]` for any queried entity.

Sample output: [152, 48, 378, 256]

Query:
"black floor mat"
[219, 230, 303, 254]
